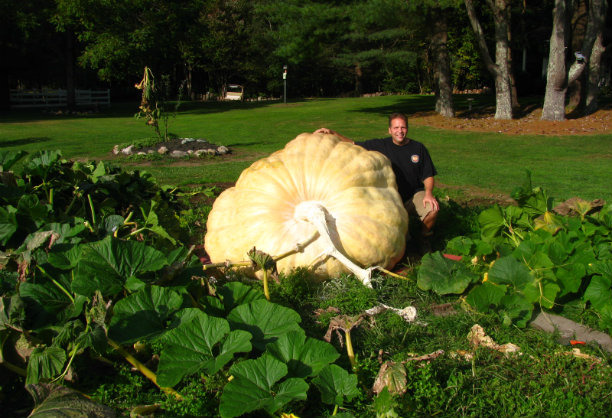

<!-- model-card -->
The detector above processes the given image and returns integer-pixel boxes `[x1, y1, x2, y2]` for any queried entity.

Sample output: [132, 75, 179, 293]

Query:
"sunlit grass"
[2, 95, 611, 201]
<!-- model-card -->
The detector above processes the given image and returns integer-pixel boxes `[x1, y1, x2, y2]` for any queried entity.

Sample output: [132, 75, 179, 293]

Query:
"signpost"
[283, 65, 287, 104]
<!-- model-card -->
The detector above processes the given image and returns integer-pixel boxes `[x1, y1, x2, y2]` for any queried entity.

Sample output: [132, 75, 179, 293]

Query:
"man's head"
[388, 112, 409, 145]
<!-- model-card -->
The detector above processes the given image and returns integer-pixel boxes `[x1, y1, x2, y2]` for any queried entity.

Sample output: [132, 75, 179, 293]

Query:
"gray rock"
[217, 145, 229, 155]
[530, 312, 612, 353]
[158, 146, 168, 154]
[121, 145, 135, 155]
[170, 150, 188, 158]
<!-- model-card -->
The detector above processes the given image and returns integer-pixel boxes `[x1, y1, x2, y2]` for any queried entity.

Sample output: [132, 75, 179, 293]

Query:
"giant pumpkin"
[204, 133, 408, 286]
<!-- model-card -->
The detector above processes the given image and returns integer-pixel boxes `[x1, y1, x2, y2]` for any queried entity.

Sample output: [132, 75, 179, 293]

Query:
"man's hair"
[388, 112, 408, 127]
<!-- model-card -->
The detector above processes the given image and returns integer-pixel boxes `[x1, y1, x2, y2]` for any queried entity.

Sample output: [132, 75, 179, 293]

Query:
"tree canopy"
[3, 0, 610, 116]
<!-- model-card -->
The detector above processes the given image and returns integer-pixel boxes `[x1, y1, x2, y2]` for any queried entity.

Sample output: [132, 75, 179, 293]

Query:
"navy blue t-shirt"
[356, 137, 437, 202]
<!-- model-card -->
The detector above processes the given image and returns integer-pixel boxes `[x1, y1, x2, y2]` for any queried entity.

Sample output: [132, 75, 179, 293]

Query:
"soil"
[409, 104, 612, 136]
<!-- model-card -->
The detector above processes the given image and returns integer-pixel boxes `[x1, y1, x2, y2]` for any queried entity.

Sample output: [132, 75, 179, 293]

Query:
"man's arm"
[422, 176, 439, 211]
[314, 128, 354, 144]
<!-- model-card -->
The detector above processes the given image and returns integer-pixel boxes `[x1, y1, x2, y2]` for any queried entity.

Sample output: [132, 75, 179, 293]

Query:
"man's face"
[388, 117, 408, 145]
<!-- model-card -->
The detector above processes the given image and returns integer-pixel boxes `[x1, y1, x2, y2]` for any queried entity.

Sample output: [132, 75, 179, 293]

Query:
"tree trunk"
[354, 62, 362, 96]
[542, 0, 570, 121]
[584, 28, 605, 113]
[582, 0, 607, 114]
[431, 10, 455, 117]
[464, 0, 513, 119]
[65, 30, 76, 109]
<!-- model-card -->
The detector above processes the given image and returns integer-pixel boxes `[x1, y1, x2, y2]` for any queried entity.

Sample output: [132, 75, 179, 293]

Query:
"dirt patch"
[410, 105, 612, 136]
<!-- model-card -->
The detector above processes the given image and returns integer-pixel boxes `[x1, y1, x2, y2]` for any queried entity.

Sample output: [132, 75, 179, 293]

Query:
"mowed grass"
[1, 95, 611, 201]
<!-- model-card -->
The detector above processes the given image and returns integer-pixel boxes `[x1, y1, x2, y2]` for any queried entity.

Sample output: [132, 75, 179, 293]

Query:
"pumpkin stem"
[295, 201, 374, 287]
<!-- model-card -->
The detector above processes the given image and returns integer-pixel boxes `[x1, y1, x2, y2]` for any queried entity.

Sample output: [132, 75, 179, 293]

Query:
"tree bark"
[464, 0, 513, 119]
[431, 10, 455, 117]
[542, 0, 570, 121]
[582, 0, 607, 114]
[65, 30, 76, 109]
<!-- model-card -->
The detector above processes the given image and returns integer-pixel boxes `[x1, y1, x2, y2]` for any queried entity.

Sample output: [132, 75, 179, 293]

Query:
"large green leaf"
[0, 295, 25, 331]
[108, 285, 184, 344]
[72, 236, 168, 297]
[26, 383, 116, 418]
[417, 252, 477, 295]
[445, 236, 474, 256]
[465, 282, 507, 313]
[227, 300, 302, 351]
[26, 347, 67, 385]
[20, 277, 80, 328]
[499, 293, 533, 327]
[219, 354, 308, 418]
[522, 279, 560, 309]
[583, 275, 612, 312]
[156, 310, 252, 387]
[0, 205, 18, 245]
[219, 282, 266, 314]
[266, 330, 339, 378]
[312, 364, 359, 406]
[487, 256, 533, 289]
[478, 205, 505, 242]
[0, 149, 27, 172]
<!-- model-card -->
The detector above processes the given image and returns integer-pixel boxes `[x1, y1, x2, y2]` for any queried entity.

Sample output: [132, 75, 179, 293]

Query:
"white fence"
[9, 89, 111, 108]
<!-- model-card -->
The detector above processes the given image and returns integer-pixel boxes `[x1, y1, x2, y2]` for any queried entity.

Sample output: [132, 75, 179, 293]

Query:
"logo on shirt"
[411, 154, 420, 163]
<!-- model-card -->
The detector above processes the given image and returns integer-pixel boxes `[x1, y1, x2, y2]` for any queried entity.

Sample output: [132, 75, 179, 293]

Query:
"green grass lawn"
[1, 95, 611, 202]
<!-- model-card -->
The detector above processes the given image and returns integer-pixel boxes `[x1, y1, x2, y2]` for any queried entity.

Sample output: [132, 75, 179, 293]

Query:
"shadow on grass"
[0, 98, 308, 123]
[0, 137, 52, 148]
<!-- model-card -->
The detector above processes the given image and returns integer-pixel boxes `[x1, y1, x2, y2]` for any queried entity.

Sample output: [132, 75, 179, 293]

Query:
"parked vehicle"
[224, 84, 244, 101]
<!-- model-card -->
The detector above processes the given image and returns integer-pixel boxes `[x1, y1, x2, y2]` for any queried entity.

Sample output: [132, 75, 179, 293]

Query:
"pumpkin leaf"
[218, 281, 266, 314]
[0, 205, 18, 245]
[72, 236, 168, 297]
[265, 330, 339, 378]
[227, 299, 302, 351]
[465, 281, 507, 313]
[487, 256, 533, 289]
[417, 252, 478, 295]
[108, 285, 184, 344]
[372, 361, 407, 395]
[312, 364, 359, 406]
[26, 347, 67, 385]
[156, 310, 252, 387]
[219, 354, 308, 418]
[26, 383, 115, 418]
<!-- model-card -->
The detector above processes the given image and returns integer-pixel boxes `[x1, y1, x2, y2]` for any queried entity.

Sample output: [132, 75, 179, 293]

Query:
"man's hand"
[422, 177, 439, 212]
[314, 128, 354, 143]
[422, 192, 439, 212]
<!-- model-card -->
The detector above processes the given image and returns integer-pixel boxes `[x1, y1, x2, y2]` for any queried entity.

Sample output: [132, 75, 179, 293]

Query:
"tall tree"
[541, 0, 606, 120]
[464, 0, 514, 119]
[581, 0, 608, 114]
[418, 0, 463, 117]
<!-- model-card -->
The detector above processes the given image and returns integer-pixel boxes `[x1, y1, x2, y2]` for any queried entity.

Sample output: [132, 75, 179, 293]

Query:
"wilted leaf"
[26, 383, 115, 417]
[372, 361, 407, 395]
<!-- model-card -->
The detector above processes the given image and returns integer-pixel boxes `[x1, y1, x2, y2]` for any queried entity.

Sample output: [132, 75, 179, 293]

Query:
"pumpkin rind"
[204, 133, 408, 279]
